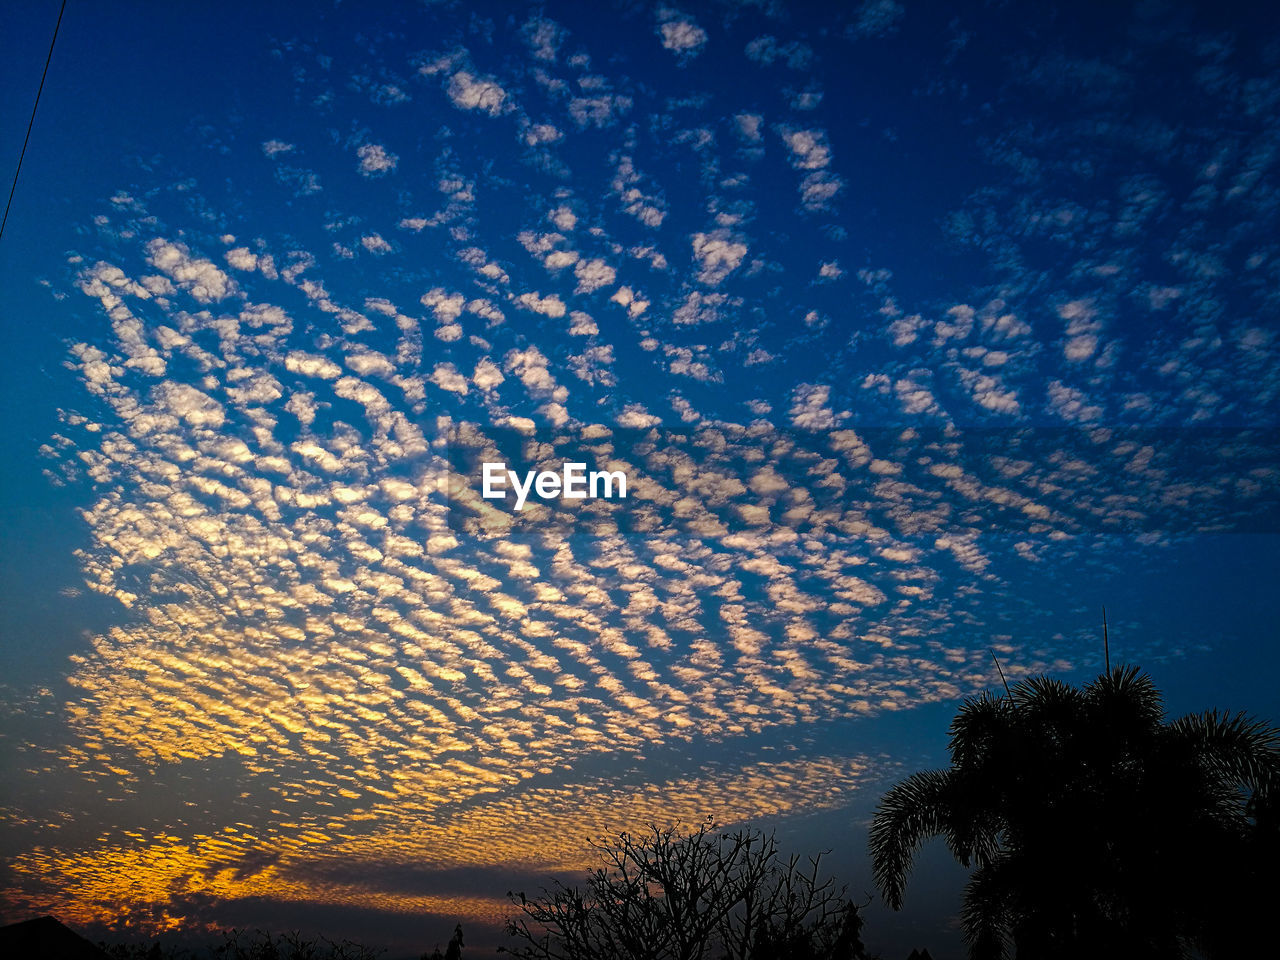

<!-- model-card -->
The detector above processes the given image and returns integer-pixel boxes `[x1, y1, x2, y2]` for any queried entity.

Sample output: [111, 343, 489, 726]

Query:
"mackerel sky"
[2, 1, 1278, 956]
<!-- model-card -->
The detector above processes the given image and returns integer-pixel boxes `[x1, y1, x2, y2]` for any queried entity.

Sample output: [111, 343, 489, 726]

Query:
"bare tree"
[503, 819, 867, 960]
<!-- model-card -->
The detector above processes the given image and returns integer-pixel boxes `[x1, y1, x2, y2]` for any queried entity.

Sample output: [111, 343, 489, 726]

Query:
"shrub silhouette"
[503, 819, 869, 960]
[102, 929, 384, 960]
[869, 664, 1280, 959]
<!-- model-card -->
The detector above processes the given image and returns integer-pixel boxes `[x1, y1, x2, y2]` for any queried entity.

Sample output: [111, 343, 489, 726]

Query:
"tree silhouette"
[102, 929, 382, 960]
[503, 819, 869, 960]
[869, 665, 1280, 959]
[422, 924, 464, 960]
[213, 930, 381, 960]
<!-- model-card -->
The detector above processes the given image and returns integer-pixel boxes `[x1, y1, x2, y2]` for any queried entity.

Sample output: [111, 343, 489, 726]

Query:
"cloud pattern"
[7, 0, 1280, 939]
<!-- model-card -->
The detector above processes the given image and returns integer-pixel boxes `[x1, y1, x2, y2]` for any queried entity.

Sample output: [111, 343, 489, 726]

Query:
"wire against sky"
[0, 0, 68, 244]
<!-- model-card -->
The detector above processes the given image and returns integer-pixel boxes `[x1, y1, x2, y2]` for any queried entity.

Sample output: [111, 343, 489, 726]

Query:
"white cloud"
[154, 382, 225, 428]
[574, 258, 616, 294]
[504, 346, 565, 401]
[744, 36, 812, 70]
[360, 234, 393, 254]
[285, 352, 342, 380]
[345, 351, 395, 380]
[1237, 326, 1272, 354]
[617, 403, 661, 428]
[887, 313, 927, 346]
[417, 48, 465, 77]
[666, 345, 722, 383]
[780, 128, 832, 169]
[514, 291, 566, 318]
[370, 83, 409, 105]
[522, 17, 563, 62]
[613, 157, 666, 227]
[691, 231, 748, 285]
[279, 390, 315, 426]
[549, 206, 577, 231]
[658, 15, 708, 59]
[240, 303, 290, 331]
[959, 369, 1020, 415]
[569, 344, 617, 386]
[356, 143, 398, 176]
[631, 245, 668, 270]
[275, 166, 321, 196]
[790, 383, 844, 431]
[467, 298, 505, 324]
[611, 286, 649, 318]
[982, 308, 1031, 339]
[544, 250, 579, 271]
[672, 291, 728, 325]
[76, 261, 151, 303]
[1059, 300, 1101, 362]
[458, 248, 509, 285]
[893, 376, 942, 416]
[517, 231, 565, 257]
[524, 123, 563, 146]
[799, 171, 843, 211]
[851, 0, 905, 37]
[422, 288, 467, 323]
[447, 71, 508, 116]
[1064, 334, 1099, 362]
[429, 362, 469, 394]
[791, 88, 823, 111]
[569, 95, 633, 128]
[734, 114, 764, 143]
[1048, 380, 1102, 422]
[145, 239, 236, 303]
[473, 358, 504, 391]
[225, 247, 258, 271]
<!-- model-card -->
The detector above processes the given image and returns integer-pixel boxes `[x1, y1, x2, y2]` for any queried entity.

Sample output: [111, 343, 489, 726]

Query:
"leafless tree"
[503, 819, 867, 960]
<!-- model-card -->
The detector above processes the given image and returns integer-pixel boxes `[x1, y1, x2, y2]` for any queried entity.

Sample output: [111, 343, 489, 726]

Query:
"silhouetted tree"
[102, 945, 186, 960]
[504, 819, 869, 960]
[869, 665, 1280, 959]
[422, 925, 464, 960]
[214, 929, 381, 960]
[104, 930, 382, 960]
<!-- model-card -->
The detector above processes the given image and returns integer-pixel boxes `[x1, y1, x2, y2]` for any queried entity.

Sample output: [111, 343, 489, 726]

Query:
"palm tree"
[869, 665, 1280, 959]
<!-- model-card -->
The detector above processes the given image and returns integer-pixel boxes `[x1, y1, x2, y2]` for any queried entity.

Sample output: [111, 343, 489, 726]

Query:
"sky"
[1, 1, 1279, 957]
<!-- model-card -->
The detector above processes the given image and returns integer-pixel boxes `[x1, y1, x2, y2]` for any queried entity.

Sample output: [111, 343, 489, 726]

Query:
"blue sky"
[2, 1, 1279, 957]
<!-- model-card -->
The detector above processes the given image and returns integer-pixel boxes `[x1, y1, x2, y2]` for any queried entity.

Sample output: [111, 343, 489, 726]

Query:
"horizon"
[2, 2, 1279, 958]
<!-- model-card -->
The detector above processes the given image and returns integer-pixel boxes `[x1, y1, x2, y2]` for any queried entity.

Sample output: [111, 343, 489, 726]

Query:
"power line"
[1, 0, 68, 244]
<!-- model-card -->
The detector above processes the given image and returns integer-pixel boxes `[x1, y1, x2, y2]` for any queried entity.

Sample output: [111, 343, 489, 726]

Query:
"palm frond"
[948, 693, 1012, 769]
[868, 769, 956, 910]
[1085, 664, 1165, 730]
[1010, 674, 1086, 716]
[1168, 709, 1280, 794]
[959, 861, 1013, 960]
